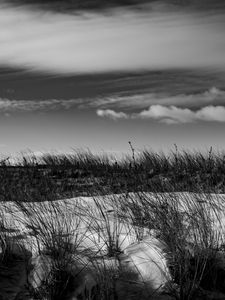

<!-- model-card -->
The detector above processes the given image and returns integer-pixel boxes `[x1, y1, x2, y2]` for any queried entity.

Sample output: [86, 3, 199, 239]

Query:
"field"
[1, 148, 225, 299]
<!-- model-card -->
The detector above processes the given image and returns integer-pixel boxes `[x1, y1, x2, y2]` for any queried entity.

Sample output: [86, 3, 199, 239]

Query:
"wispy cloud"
[1, 87, 225, 120]
[1, 4, 225, 74]
[90, 87, 225, 110]
[96, 105, 225, 124]
[96, 109, 128, 120]
[0, 98, 82, 112]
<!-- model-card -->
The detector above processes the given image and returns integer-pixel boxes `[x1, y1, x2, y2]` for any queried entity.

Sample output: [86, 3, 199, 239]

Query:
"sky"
[0, 0, 225, 157]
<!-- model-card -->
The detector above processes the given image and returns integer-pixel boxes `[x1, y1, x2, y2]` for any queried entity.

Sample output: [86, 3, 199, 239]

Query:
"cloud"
[96, 104, 225, 124]
[0, 4, 225, 74]
[135, 105, 225, 123]
[196, 106, 225, 122]
[90, 87, 225, 110]
[2, 87, 225, 124]
[0, 98, 82, 112]
[96, 109, 128, 120]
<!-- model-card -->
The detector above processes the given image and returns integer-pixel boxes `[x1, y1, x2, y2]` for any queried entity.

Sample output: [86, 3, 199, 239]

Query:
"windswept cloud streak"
[0, 98, 82, 112]
[1, 4, 225, 74]
[1, 87, 225, 120]
[90, 87, 225, 110]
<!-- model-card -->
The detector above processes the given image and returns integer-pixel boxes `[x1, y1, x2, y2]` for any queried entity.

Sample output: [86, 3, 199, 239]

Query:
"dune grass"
[1, 148, 225, 299]
[1, 147, 225, 202]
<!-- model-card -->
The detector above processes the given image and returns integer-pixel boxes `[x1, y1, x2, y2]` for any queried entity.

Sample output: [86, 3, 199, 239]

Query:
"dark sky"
[0, 0, 225, 157]
[5, 0, 225, 11]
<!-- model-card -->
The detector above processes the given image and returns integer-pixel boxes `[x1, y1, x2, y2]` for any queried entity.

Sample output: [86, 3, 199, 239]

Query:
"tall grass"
[1, 148, 225, 299]
[1, 192, 225, 299]
[121, 192, 225, 299]
[1, 147, 225, 203]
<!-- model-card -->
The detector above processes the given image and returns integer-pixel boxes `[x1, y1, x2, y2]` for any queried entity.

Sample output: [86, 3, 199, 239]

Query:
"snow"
[1, 192, 225, 298]
[122, 236, 171, 290]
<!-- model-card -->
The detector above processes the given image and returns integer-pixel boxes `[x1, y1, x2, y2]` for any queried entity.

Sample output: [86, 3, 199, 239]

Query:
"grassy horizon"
[0, 146, 225, 202]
